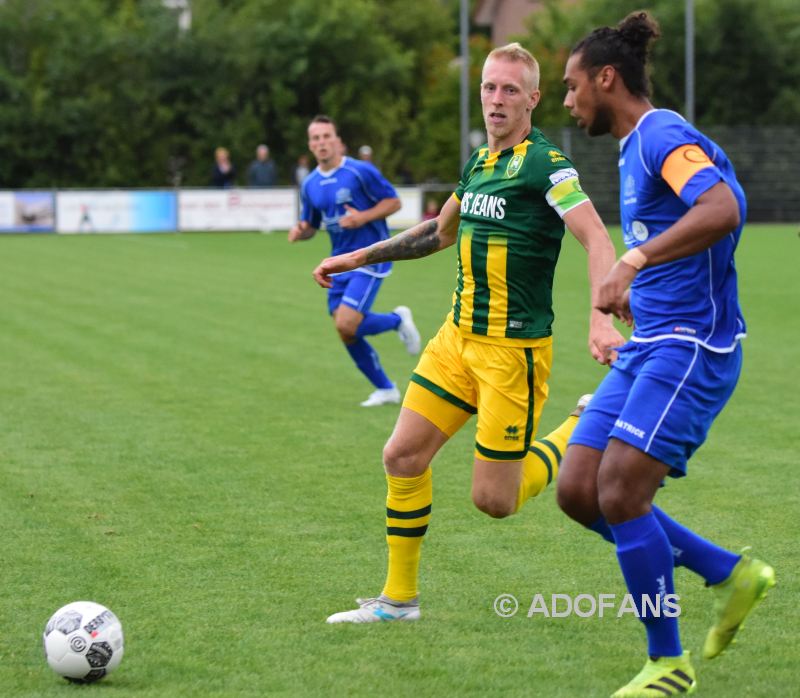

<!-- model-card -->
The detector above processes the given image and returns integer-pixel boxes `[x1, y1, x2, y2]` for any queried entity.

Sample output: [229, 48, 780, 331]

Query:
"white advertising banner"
[387, 187, 423, 230]
[178, 189, 298, 232]
[0, 192, 16, 229]
[57, 191, 176, 233]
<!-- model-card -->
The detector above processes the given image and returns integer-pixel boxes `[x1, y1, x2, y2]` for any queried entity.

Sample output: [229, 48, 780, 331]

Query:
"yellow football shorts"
[403, 320, 553, 461]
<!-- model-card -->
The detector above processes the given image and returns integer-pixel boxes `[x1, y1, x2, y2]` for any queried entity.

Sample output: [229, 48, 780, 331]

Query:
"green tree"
[0, 0, 797, 188]
[522, 0, 800, 128]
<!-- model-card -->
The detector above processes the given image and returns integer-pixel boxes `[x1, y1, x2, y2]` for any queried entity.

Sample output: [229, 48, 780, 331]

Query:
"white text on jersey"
[460, 192, 506, 220]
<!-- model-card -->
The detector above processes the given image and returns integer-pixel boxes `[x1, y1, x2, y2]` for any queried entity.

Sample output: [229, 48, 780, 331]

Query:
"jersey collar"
[317, 155, 347, 177]
[619, 109, 658, 150]
[486, 130, 535, 158]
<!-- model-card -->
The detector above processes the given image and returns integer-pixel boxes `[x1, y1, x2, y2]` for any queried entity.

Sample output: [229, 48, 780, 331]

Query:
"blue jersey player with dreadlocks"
[559, 11, 775, 697]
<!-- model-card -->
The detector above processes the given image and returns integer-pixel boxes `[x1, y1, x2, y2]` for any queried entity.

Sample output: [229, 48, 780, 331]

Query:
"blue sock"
[345, 338, 394, 389]
[611, 513, 682, 658]
[589, 517, 615, 543]
[589, 511, 739, 585]
[355, 312, 401, 339]
[652, 506, 739, 585]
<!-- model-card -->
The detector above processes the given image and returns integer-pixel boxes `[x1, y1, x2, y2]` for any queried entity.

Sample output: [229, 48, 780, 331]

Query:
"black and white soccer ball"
[43, 601, 124, 683]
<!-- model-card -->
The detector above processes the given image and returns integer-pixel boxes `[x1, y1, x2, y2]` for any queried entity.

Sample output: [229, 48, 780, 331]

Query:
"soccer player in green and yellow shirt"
[313, 43, 624, 623]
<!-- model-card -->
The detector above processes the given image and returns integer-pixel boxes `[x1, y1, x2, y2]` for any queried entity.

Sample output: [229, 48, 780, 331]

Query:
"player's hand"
[288, 223, 305, 242]
[312, 251, 363, 288]
[595, 260, 636, 326]
[588, 312, 626, 365]
[339, 205, 365, 229]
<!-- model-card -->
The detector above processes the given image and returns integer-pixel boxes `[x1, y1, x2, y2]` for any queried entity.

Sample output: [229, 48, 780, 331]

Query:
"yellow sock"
[514, 414, 578, 512]
[381, 468, 432, 602]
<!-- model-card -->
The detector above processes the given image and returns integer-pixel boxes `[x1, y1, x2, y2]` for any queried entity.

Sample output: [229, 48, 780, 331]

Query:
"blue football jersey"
[619, 109, 747, 351]
[300, 156, 397, 277]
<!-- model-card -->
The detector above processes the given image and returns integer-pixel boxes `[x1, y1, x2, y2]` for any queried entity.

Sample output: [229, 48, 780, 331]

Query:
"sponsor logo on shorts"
[673, 325, 697, 335]
[615, 419, 646, 439]
[504, 425, 520, 442]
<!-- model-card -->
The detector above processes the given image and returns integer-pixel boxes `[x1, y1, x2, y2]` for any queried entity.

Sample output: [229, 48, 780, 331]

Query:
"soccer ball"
[43, 601, 124, 683]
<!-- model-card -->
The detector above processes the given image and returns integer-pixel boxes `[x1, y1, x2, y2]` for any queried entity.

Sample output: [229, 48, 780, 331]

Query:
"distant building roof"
[473, 0, 541, 45]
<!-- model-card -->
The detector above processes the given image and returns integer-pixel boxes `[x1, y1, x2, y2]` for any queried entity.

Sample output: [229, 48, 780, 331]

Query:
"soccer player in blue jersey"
[290, 115, 421, 407]
[559, 11, 775, 697]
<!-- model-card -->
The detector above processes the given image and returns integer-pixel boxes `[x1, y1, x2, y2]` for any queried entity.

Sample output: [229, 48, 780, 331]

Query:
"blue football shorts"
[327, 271, 384, 315]
[569, 339, 743, 477]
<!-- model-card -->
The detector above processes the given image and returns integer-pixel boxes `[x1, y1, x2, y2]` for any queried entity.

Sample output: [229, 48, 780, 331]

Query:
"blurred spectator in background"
[358, 144, 373, 162]
[294, 154, 310, 186]
[422, 197, 440, 220]
[211, 147, 236, 188]
[247, 144, 278, 187]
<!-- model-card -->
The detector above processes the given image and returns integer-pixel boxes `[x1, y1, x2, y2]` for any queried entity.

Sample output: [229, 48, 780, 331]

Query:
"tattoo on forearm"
[364, 220, 441, 263]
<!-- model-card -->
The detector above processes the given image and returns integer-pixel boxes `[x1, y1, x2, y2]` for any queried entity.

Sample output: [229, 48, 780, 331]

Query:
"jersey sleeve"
[299, 179, 321, 228]
[642, 123, 723, 207]
[529, 147, 590, 219]
[454, 149, 482, 203]
[353, 160, 398, 202]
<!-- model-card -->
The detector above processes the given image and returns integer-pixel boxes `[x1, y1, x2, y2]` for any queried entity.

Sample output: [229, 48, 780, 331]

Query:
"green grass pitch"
[0, 225, 796, 696]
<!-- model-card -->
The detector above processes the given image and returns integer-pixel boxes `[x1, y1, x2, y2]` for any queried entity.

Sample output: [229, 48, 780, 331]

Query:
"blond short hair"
[485, 42, 540, 91]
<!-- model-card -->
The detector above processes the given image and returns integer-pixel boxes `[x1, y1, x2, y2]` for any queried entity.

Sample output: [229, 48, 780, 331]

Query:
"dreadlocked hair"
[571, 11, 661, 97]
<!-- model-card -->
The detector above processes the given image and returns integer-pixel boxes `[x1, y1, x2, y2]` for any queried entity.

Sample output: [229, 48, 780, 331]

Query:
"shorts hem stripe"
[476, 442, 527, 461]
[410, 373, 477, 414]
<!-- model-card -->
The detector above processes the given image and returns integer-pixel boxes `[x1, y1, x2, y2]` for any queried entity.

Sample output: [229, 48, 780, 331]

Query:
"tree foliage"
[521, 0, 800, 129]
[0, 0, 796, 188]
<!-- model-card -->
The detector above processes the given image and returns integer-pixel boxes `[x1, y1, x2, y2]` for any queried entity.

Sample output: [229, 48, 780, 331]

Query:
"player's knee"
[472, 491, 515, 519]
[336, 327, 357, 344]
[597, 486, 636, 523]
[556, 476, 593, 522]
[334, 321, 358, 344]
[383, 439, 427, 478]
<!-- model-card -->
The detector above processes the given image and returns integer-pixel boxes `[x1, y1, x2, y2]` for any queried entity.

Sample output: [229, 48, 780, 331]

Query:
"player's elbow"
[437, 218, 459, 248]
[700, 183, 741, 236]
[387, 198, 402, 215]
[705, 202, 740, 242]
[719, 203, 740, 233]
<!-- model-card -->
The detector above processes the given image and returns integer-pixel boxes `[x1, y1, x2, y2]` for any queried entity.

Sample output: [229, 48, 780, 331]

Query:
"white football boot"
[360, 386, 401, 407]
[393, 306, 421, 355]
[571, 393, 593, 417]
[326, 596, 421, 624]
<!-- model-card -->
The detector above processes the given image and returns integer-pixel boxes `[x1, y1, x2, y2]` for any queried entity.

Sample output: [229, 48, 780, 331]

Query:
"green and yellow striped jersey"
[449, 128, 589, 345]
